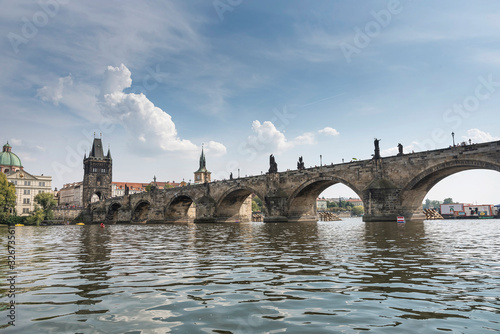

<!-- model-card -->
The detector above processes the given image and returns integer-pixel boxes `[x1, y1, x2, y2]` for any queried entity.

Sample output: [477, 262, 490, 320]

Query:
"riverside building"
[1, 142, 53, 215]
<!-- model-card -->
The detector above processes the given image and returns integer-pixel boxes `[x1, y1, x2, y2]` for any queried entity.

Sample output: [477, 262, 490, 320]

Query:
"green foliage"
[4, 215, 26, 225]
[351, 206, 364, 216]
[145, 184, 152, 192]
[26, 206, 45, 225]
[443, 198, 454, 204]
[252, 196, 263, 212]
[327, 201, 338, 208]
[423, 198, 447, 209]
[0, 173, 17, 223]
[34, 192, 57, 221]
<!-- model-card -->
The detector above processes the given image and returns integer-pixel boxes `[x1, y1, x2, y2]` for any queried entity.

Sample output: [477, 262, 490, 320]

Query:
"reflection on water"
[1, 218, 499, 333]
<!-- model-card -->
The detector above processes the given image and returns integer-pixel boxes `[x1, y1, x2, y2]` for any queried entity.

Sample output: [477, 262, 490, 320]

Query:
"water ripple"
[1, 219, 500, 333]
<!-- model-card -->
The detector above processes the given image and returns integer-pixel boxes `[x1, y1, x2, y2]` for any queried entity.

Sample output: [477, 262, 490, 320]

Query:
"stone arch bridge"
[89, 140, 500, 223]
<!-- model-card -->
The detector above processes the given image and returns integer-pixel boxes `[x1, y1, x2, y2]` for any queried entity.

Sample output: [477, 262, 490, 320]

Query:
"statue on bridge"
[297, 156, 305, 170]
[124, 184, 129, 196]
[269, 154, 278, 173]
[397, 143, 403, 156]
[230, 172, 233, 180]
[373, 138, 381, 159]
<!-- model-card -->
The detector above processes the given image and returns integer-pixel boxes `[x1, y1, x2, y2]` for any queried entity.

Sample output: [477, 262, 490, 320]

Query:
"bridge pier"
[362, 185, 427, 222]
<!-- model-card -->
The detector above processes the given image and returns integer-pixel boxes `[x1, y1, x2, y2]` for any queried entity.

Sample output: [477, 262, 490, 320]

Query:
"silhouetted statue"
[124, 184, 129, 196]
[269, 154, 278, 173]
[297, 156, 305, 170]
[397, 143, 403, 156]
[230, 172, 233, 180]
[373, 138, 381, 159]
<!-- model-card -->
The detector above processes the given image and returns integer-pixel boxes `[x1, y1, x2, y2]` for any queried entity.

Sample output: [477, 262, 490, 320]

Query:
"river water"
[1, 218, 500, 333]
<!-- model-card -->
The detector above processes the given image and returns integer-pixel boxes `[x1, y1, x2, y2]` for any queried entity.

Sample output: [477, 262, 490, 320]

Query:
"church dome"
[0, 142, 23, 168]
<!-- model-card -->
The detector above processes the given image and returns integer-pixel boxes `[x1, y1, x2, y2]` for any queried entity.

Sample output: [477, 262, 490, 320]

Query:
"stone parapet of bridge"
[88, 140, 500, 224]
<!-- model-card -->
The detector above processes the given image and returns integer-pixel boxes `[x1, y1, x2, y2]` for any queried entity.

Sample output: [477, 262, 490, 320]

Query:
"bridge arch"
[132, 200, 150, 223]
[91, 191, 103, 203]
[106, 202, 122, 224]
[288, 176, 363, 222]
[215, 186, 265, 223]
[401, 159, 500, 216]
[165, 195, 195, 223]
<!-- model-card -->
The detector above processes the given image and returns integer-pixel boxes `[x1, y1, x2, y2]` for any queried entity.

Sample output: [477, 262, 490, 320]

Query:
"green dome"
[0, 143, 22, 167]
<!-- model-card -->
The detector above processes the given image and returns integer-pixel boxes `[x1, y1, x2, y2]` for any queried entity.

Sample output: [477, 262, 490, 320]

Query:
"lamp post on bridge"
[320, 155, 322, 166]
[452, 132, 455, 147]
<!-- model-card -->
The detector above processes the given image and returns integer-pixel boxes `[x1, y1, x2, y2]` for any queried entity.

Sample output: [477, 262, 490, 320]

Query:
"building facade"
[1, 142, 53, 216]
[346, 198, 364, 207]
[316, 198, 328, 211]
[7, 171, 52, 215]
[112, 181, 183, 197]
[58, 182, 83, 207]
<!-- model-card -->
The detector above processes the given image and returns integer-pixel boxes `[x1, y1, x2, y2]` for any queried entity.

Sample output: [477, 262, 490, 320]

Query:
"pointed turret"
[89, 138, 105, 159]
[196, 146, 207, 173]
[194, 145, 211, 184]
[3, 142, 12, 153]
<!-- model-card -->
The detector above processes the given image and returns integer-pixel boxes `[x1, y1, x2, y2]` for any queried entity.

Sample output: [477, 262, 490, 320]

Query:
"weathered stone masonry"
[88, 140, 500, 223]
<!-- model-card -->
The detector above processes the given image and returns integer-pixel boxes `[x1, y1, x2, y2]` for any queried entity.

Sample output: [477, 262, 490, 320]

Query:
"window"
[23, 198, 30, 204]
[101, 168, 107, 173]
[24, 189, 30, 195]
[22, 208, 30, 214]
[39, 182, 45, 186]
[24, 181, 31, 186]
[10, 180, 17, 185]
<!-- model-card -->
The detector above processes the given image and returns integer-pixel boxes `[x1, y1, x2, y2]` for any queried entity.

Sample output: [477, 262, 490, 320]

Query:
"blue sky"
[1, 0, 500, 204]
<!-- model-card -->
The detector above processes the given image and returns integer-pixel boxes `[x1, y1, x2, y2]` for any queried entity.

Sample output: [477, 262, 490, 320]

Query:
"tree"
[423, 199, 432, 209]
[351, 206, 364, 216]
[34, 192, 57, 221]
[327, 201, 338, 209]
[26, 207, 44, 225]
[423, 199, 442, 209]
[0, 173, 16, 223]
[443, 198, 454, 204]
[252, 196, 263, 212]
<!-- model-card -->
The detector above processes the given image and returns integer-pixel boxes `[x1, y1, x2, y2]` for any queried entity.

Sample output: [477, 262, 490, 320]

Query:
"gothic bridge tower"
[194, 146, 211, 184]
[83, 137, 112, 207]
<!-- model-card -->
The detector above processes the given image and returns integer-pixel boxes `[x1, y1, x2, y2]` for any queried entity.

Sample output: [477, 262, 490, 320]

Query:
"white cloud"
[36, 75, 73, 105]
[294, 132, 316, 145]
[10, 138, 22, 146]
[463, 129, 500, 143]
[318, 127, 340, 136]
[246, 120, 292, 154]
[205, 141, 227, 157]
[98, 64, 225, 154]
[245, 120, 316, 155]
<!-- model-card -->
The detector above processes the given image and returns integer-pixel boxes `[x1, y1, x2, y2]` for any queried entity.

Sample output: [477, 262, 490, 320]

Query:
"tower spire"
[199, 144, 206, 170]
